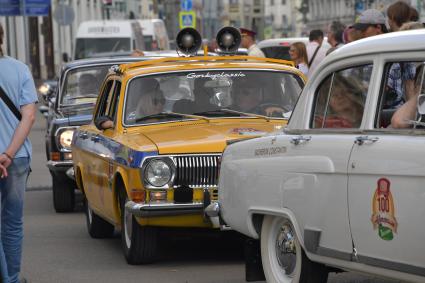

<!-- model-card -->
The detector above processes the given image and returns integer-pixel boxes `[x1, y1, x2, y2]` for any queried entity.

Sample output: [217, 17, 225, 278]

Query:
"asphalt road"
[20, 111, 398, 283]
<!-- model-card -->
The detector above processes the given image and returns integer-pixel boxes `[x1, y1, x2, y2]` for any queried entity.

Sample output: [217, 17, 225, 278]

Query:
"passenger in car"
[316, 74, 364, 128]
[231, 80, 263, 113]
[388, 23, 424, 128]
[135, 88, 165, 118]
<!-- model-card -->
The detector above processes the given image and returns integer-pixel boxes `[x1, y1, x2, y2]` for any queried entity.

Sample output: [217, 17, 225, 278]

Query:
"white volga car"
[210, 29, 425, 283]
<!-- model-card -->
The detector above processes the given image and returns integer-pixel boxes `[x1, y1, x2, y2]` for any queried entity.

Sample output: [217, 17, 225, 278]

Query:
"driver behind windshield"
[231, 79, 263, 113]
[78, 73, 99, 95]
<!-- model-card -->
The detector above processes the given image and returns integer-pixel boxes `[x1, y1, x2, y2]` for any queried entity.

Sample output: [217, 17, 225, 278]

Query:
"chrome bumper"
[46, 161, 75, 180]
[125, 200, 228, 230]
[125, 201, 204, 217]
[46, 160, 73, 169]
[205, 202, 232, 230]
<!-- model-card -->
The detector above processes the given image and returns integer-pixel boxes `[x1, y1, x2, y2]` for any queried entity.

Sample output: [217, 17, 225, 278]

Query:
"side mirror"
[62, 52, 69, 63]
[417, 94, 425, 115]
[94, 116, 113, 131]
[38, 105, 49, 118]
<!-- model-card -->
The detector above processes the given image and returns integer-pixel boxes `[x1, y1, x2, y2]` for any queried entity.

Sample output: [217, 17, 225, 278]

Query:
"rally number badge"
[371, 178, 398, 241]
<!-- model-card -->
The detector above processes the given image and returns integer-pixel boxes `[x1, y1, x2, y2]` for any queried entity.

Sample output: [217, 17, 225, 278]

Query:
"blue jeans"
[0, 157, 30, 283]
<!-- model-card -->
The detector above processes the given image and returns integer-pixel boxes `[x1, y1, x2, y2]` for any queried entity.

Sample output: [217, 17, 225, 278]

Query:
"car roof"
[258, 37, 309, 48]
[119, 56, 302, 78]
[328, 29, 425, 61]
[62, 56, 155, 70]
[258, 37, 333, 49]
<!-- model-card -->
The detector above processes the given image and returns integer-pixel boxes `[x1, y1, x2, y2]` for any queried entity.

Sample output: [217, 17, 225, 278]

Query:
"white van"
[74, 20, 145, 60]
[138, 19, 170, 51]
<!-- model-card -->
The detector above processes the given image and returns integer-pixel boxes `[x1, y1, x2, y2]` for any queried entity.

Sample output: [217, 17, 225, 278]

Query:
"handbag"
[0, 86, 22, 121]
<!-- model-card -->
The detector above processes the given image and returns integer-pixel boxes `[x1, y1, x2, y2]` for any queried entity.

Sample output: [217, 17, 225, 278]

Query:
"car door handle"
[91, 135, 101, 143]
[355, 135, 379, 145]
[290, 135, 311, 145]
[78, 132, 88, 139]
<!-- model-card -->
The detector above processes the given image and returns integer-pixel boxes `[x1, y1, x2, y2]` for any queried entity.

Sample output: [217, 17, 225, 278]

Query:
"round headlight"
[145, 159, 172, 187]
[38, 84, 50, 95]
[59, 129, 75, 150]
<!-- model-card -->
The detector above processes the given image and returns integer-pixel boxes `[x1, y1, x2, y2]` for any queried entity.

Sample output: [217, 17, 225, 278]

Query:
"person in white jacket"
[240, 28, 265, 58]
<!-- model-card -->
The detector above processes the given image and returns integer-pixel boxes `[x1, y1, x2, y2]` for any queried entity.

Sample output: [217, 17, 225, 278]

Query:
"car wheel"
[52, 173, 75, 213]
[120, 193, 157, 264]
[260, 216, 328, 283]
[84, 198, 114, 238]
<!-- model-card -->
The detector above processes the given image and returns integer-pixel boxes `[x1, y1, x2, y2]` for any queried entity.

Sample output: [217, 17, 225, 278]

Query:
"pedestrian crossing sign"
[179, 11, 196, 29]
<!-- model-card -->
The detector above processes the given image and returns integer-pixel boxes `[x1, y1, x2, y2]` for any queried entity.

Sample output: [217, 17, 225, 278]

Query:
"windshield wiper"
[65, 94, 98, 100]
[135, 112, 210, 123]
[60, 102, 95, 109]
[193, 108, 270, 121]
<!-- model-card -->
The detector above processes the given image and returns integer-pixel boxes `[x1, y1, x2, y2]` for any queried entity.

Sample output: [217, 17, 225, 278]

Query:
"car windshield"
[60, 65, 110, 107]
[124, 70, 303, 125]
[75, 38, 131, 59]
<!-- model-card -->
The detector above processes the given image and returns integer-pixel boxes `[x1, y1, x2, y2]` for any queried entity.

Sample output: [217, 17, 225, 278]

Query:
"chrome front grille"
[173, 155, 221, 187]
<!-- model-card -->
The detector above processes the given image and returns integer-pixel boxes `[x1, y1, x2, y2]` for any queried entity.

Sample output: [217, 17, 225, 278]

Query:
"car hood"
[127, 120, 285, 154]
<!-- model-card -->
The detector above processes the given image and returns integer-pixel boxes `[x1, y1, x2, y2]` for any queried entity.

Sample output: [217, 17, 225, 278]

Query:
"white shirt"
[248, 44, 265, 57]
[297, 62, 309, 77]
[306, 41, 329, 77]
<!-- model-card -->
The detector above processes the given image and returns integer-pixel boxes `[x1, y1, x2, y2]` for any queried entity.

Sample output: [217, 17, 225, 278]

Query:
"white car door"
[348, 61, 425, 277]
[279, 64, 373, 259]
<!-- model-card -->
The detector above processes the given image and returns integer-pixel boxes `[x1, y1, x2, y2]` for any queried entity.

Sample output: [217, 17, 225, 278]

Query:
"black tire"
[261, 215, 328, 283]
[84, 198, 114, 238]
[52, 172, 75, 213]
[120, 193, 157, 264]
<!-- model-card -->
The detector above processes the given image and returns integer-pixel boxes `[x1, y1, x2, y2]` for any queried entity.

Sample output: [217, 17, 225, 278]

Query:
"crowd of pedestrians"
[289, 0, 423, 80]
[287, 1, 424, 129]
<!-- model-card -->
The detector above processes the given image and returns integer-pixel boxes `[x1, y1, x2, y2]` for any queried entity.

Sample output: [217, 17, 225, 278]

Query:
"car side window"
[95, 80, 114, 119]
[312, 64, 372, 129]
[376, 61, 423, 129]
[108, 81, 121, 122]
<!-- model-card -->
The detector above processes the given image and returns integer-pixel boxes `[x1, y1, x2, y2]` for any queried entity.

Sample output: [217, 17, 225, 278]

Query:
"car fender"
[247, 207, 305, 249]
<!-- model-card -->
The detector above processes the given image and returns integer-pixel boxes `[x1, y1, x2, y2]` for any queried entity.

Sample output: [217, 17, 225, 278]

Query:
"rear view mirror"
[204, 78, 231, 88]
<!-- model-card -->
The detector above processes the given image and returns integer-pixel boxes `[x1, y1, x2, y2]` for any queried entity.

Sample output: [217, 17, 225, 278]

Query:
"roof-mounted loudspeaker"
[216, 26, 241, 54]
[176, 28, 202, 56]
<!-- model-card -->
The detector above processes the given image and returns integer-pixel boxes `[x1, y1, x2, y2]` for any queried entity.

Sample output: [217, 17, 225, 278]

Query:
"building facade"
[264, 0, 304, 38]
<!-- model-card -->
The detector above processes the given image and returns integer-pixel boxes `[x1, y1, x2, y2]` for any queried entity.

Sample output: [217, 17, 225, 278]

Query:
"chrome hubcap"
[124, 201, 133, 248]
[275, 223, 297, 275]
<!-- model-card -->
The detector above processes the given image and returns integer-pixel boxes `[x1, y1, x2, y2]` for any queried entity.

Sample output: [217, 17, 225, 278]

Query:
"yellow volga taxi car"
[72, 27, 305, 264]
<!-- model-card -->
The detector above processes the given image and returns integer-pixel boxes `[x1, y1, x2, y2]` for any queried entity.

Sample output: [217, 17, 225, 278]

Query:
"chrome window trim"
[58, 63, 119, 109]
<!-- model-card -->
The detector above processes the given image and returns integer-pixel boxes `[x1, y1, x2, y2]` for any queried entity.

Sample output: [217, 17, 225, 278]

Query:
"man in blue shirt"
[0, 23, 38, 283]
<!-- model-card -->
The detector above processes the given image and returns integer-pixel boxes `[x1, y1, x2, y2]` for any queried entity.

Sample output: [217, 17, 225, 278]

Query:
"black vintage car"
[46, 56, 151, 212]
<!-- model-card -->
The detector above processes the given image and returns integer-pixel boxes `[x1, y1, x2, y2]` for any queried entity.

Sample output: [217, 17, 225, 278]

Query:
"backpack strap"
[0, 86, 22, 121]
[308, 44, 321, 68]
